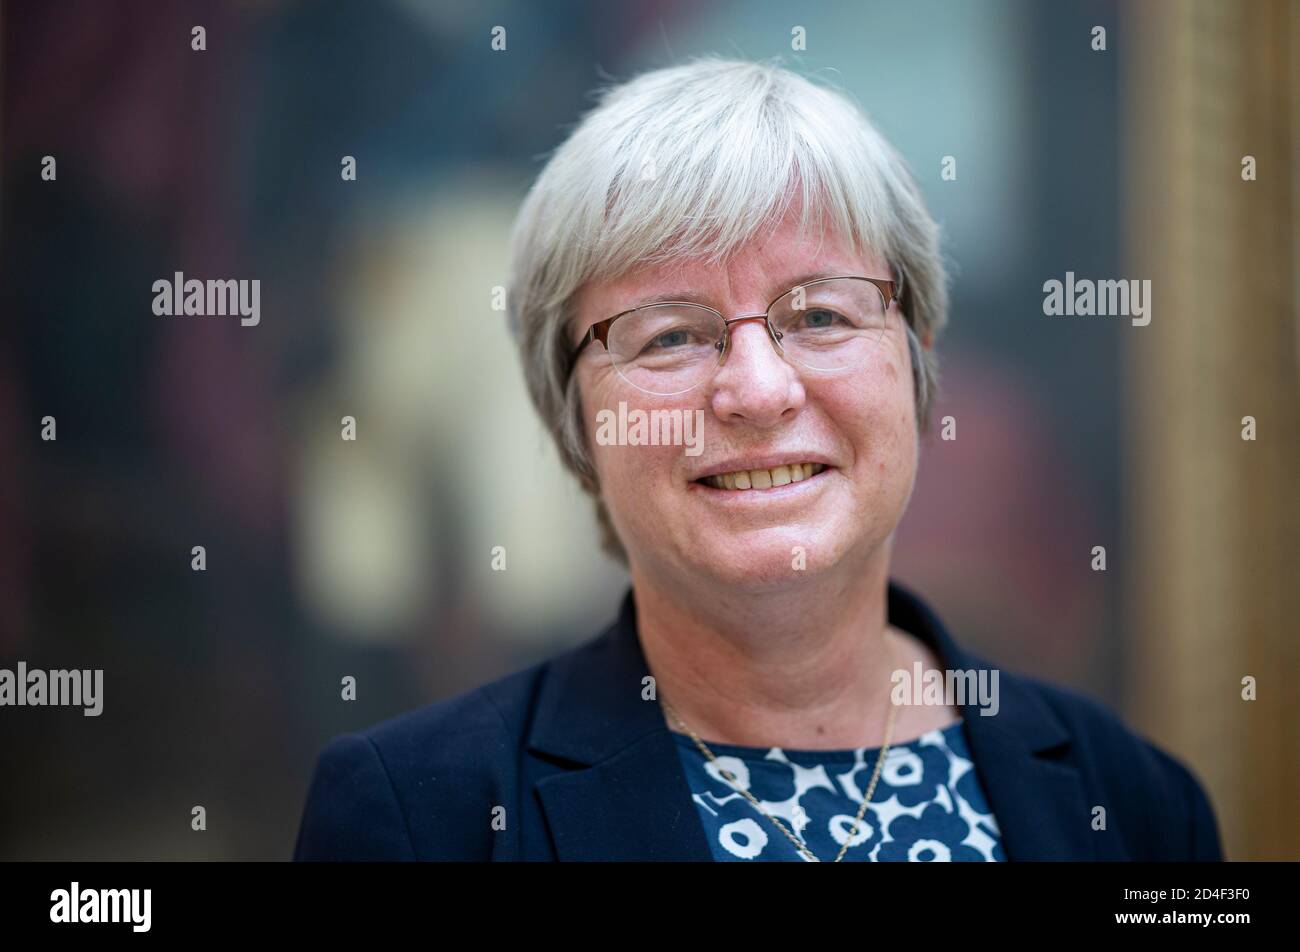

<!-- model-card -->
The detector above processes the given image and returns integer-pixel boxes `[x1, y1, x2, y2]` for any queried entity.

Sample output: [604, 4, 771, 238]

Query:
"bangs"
[538, 57, 903, 302]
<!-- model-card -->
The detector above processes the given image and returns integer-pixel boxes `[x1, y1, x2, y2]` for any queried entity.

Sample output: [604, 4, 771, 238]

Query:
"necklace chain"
[660, 640, 901, 863]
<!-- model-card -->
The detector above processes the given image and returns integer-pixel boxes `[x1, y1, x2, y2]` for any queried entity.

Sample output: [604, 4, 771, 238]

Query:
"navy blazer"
[293, 581, 1224, 861]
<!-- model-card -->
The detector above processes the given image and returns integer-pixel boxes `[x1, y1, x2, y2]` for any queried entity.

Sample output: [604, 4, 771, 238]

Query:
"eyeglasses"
[566, 274, 902, 396]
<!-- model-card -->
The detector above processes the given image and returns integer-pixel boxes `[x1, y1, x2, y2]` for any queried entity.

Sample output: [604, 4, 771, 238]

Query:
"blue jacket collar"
[527, 580, 1092, 861]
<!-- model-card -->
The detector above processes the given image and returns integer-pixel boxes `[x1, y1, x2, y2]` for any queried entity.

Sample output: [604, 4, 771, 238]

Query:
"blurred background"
[1, 0, 1295, 860]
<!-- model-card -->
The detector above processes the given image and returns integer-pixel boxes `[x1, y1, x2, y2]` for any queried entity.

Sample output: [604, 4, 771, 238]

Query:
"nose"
[708, 315, 805, 426]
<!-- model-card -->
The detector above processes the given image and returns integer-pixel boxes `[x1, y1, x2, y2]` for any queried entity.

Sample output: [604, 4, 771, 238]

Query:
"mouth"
[693, 462, 831, 492]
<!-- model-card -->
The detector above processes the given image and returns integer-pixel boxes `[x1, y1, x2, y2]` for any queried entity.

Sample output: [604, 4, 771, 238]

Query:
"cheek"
[878, 357, 917, 451]
[580, 376, 688, 515]
[589, 438, 692, 554]
[825, 348, 916, 480]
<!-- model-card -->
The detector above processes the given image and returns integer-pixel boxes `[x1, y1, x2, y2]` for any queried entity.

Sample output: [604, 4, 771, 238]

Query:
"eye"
[632, 324, 712, 360]
[650, 328, 692, 349]
[802, 308, 845, 328]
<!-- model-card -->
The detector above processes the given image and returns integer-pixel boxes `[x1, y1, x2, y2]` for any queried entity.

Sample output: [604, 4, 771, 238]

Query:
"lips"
[694, 461, 831, 491]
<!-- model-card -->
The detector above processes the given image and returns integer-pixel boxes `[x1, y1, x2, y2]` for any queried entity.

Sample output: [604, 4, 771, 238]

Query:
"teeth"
[702, 463, 827, 490]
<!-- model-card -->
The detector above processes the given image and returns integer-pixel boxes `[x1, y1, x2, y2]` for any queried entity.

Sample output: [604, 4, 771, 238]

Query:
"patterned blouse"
[672, 719, 1005, 861]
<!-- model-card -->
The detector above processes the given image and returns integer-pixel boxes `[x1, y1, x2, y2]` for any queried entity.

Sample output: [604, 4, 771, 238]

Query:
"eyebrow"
[623, 271, 848, 311]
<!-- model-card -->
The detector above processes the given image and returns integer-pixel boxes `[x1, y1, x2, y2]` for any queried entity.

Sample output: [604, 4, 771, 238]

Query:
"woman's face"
[571, 215, 920, 589]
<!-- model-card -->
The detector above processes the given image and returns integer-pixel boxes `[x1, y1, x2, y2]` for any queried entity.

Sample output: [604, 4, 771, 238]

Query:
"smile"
[695, 462, 830, 491]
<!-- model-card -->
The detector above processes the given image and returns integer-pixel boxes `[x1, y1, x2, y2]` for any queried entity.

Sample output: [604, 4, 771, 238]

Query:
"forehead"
[572, 219, 888, 323]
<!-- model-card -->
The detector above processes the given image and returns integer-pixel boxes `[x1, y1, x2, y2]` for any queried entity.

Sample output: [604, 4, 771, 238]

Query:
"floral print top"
[673, 719, 1005, 861]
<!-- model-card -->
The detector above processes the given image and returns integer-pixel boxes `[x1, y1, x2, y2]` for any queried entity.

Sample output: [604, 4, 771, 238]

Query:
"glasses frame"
[565, 272, 904, 389]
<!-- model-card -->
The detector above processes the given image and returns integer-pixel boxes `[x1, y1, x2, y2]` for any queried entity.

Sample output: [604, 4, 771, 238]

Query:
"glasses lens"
[768, 278, 890, 371]
[605, 304, 724, 395]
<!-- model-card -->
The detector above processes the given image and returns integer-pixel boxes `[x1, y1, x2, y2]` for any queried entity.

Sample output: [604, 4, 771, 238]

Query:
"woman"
[294, 58, 1222, 862]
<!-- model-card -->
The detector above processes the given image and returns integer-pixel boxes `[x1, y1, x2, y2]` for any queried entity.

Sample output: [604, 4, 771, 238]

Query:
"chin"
[685, 526, 852, 590]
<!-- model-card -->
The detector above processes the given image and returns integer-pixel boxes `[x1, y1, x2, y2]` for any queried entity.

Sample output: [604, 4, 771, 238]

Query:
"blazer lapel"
[534, 732, 716, 861]
[958, 716, 1098, 860]
[527, 589, 714, 861]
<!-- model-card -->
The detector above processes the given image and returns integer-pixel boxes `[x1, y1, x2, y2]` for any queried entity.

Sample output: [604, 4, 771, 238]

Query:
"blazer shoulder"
[293, 651, 557, 861]
[1006, 671, 1224, 860]
[293, 730, 417, 860]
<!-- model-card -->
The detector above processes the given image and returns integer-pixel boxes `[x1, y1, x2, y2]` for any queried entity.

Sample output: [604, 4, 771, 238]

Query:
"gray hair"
[506, 57, 949, 564]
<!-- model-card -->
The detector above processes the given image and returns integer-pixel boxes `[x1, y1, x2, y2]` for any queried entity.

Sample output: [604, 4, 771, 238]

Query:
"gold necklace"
[661, 640, 901, 863]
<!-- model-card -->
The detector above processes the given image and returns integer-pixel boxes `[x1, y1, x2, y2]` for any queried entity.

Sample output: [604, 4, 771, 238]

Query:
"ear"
[921, 330, 933, 349]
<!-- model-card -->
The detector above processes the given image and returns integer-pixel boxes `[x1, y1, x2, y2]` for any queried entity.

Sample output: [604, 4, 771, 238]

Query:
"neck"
[629, 545, 911, 750]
